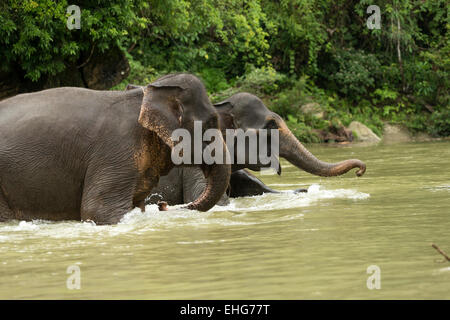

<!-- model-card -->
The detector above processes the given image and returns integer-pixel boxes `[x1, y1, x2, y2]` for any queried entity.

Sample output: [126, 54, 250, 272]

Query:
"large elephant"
[141, 91, 366, 206]
[0, 73, 231, 224]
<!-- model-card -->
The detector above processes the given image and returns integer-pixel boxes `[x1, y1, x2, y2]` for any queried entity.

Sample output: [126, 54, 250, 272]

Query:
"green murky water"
[1, 141, 449, 299]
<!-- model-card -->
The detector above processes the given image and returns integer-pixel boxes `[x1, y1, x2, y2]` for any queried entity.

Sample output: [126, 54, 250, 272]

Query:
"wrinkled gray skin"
[0, 74, 231, 224]
[146, 167, 306, 206]
[134, 90, 366, 206]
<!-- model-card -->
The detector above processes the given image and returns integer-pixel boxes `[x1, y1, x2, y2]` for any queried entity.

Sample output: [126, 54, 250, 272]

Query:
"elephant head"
[130, 74, 231, 211]
[214, 92, 366, 177]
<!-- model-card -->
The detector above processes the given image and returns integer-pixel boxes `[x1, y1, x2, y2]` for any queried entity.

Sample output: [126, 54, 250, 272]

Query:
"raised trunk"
[279, 128, 366, 177]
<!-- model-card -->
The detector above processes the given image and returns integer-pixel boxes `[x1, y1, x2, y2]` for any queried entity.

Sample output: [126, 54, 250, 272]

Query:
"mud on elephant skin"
[142, 91, 365, 206]
[0, 73, 230, 224]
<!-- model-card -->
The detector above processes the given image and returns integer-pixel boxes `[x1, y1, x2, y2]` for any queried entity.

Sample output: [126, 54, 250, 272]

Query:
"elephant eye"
[264, 119, 278, 130]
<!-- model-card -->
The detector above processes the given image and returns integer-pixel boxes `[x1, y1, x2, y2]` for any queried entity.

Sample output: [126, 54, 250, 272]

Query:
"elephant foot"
[158, 201, 168, 211]
[294, 188, 308, 194]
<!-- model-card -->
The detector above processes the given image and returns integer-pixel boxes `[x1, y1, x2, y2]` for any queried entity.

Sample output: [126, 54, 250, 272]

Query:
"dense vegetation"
[1, 0, 448, 141]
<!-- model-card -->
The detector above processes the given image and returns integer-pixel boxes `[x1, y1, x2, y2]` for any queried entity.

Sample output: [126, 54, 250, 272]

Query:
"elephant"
[129, 88, 366, 207]
[0, 73, 231, 224]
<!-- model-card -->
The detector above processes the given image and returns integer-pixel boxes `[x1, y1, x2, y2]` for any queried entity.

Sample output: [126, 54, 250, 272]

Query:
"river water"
[0, 141, 449, 299]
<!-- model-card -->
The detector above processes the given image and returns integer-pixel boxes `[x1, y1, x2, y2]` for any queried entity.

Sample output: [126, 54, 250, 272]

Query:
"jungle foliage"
[1, 0, 449, 140]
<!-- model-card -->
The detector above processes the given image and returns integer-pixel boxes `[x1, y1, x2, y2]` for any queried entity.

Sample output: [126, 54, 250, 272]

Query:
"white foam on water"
[207, 183, 369, 212]
[265, 183, 309, 187]
[0, 184, 369, 241]
[433, 266, 450, 275]
[119, 184, 369, 229]
[176, 239, 228, 245]
[433, 185, 450, 191]
[423, 184, 450, 193]
[17, 221, 39, 231]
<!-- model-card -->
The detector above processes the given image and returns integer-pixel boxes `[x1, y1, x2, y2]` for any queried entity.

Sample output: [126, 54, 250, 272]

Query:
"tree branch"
[77, 45, 95, 69]
[432, 243, 450, 262]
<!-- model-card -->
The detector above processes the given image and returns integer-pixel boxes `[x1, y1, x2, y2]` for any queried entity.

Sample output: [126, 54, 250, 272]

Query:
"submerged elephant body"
[0, 74, 231, 224]
[147, 167, 304, 207]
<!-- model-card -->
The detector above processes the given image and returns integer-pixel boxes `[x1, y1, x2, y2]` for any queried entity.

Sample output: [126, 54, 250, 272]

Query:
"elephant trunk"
[186, 138, 231, 211]
[279, 127, 366, 177]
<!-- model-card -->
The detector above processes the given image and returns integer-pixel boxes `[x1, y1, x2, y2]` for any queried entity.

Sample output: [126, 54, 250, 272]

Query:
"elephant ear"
[138, 84, 184, 148]
[214, 101, 236, 130]
[214, 100, 234, 115]
[214, 100, 233, 112]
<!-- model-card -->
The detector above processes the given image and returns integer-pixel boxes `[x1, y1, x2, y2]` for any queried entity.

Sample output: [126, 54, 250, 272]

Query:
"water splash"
[0, 184, 369, 241]
[208, 184, 369, 213]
